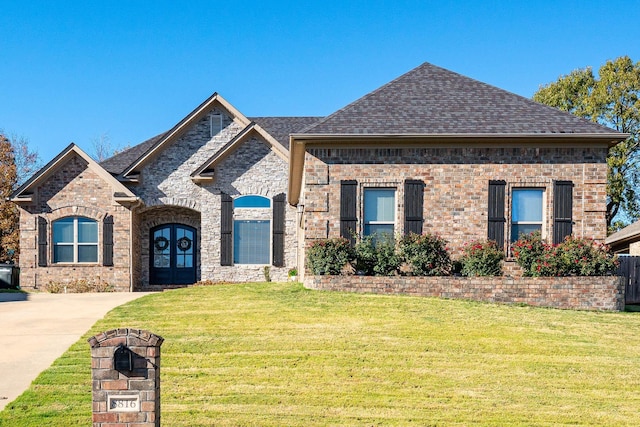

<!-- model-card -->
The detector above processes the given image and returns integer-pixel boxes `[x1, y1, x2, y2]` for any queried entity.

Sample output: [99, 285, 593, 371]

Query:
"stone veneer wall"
[305, 275, 625, 311]
[302, 145, 608, 257]
[134, 109, 296, 286]
[18, 156, 133, 291]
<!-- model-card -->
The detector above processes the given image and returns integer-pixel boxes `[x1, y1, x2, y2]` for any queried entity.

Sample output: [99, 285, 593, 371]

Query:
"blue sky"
[2, 1, 639, 162]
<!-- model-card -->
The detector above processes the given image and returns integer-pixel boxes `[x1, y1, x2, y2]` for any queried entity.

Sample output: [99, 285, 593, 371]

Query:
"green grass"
[2, 282, 640, 426]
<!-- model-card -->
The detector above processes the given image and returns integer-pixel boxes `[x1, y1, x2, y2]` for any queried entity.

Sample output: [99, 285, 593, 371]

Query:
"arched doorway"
[150, 224, 197, 285]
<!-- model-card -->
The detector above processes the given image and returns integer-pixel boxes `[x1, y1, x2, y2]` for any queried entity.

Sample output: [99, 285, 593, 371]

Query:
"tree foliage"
[533, 56, 640, 229]
[0, 134, 19, 262]
[10, 133, 41, 187]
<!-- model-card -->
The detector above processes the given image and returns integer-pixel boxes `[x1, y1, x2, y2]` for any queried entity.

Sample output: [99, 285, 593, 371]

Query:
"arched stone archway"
[137, 206, 201, 289]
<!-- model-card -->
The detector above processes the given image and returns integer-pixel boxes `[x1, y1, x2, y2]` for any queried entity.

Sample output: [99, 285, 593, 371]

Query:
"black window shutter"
[103, 215, 114, 266]
[340, 180, 357, 246]
[38, 216, 48, 267]
[404, 179, 425, 235]
[220, 193, 233, 266]
[553, 180, 573, 244]
[487, 180, 506, 250]
[272, 193, 286, 267]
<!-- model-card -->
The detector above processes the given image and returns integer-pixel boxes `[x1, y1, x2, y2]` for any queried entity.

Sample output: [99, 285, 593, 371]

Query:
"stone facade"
[15, 105, 299, 291]
[306, 274, 625, 311]
[132, 111, 296, 287]
[302, 145, 609, 257]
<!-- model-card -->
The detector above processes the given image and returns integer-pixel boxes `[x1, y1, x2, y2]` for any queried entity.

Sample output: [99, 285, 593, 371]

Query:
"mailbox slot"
[114, 344, 133, 372]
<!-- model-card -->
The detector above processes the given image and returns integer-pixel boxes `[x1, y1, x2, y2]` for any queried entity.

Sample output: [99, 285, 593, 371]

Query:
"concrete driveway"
[0, 292, 151, 412]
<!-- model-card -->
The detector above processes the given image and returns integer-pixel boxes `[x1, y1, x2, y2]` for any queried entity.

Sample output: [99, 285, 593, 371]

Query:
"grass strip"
[2, 282, 640, 426]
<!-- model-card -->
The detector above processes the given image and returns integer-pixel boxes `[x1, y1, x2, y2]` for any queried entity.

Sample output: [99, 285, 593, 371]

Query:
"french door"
[150, 224, 196, 285]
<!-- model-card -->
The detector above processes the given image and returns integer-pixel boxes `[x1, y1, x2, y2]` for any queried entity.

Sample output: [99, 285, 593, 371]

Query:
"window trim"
[52, 216, 99, 264]
[510, 187, 546, 242]
[363, 187, 397, 237]
[232, 195, 272, 265]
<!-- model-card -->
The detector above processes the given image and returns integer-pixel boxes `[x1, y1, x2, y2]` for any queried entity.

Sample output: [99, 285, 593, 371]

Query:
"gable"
[11, 143, 137, 205]
[119, 93, 251, 179]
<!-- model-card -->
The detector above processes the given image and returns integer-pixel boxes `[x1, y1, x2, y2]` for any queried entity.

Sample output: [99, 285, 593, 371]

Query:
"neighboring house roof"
[300, 61, 620, 136]
[605, 221, 640, 252]
[10, 143, 138, 204]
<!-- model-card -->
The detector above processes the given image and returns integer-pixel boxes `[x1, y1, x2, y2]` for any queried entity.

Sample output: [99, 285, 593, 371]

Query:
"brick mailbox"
[88, 329, 164, 427]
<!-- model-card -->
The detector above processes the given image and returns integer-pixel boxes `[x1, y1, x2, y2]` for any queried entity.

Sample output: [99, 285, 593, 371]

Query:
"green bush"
[354, 234, 401, 276]
[512, 231, 546, 275]
[513, 233, 618, 277]
[460, 240, 504, 277]
[307, 237, 355, 275]
[398, 233, 451, 276]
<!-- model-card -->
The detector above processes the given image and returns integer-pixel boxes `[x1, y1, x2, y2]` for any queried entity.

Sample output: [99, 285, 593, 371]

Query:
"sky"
[2, 1, 640, 163]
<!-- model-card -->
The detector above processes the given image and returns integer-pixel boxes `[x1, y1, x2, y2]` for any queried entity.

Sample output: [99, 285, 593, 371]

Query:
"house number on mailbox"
[107, 395, 140, 412]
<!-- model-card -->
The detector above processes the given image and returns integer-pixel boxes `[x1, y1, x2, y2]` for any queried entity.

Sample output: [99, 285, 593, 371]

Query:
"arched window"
[233, 195, 270, 264]
[52, 216, 98, 263]
[233, 195, 271, 209]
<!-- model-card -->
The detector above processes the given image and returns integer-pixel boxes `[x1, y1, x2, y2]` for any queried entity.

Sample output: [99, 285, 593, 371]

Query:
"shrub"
[398, 233, 451, 276]
[307, 237, 355, 275]
[354, 234, 401, 276]
[556, 236, 617, 276]
[512, 231, 546, 275]
[513, 232, 618, 277]
[460, 240, 504, 277]
[44, 277, 114, 293]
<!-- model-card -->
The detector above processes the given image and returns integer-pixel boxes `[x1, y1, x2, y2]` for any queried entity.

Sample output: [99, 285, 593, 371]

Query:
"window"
[234, 195, 271, 209]
[511, 189, 543, 242]
[53, 217, 98, 263]
[364, 188, 396, 237]
[233, 195, 271, 264]
[210, 113, 223, 137]
[234, 220, 270, 264]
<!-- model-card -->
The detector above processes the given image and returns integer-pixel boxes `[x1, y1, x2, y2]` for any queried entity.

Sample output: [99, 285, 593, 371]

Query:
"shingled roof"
[251, 117, 322, 150]
[301, 62, 618, 136]
[100, 133, 167, 175]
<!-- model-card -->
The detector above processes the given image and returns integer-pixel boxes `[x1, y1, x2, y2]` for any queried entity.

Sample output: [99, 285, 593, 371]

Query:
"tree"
[533, 56, 640, 231]
[9, 133, 41, 187]
[91, 132, 112, 162]
[0, 134, 19, 262]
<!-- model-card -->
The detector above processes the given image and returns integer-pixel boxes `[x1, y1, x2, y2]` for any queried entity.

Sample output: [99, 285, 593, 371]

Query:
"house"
[11, 62, 626, 291]
[288, 62, 626, 279]
[605, 222, 640, 254]
[11, 93, 319, 291]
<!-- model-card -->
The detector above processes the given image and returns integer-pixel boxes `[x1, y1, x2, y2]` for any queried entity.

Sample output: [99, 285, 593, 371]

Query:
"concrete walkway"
[0, 292, 151, 412]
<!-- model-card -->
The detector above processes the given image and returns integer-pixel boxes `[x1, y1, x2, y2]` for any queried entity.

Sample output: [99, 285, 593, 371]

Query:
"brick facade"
[302, 144, 609, 257]
[18, 156, 134, 291]
[88, 329, 164, 427]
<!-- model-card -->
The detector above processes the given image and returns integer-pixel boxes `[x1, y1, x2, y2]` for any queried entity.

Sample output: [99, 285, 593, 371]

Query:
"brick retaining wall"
[304, 275, 625, 311]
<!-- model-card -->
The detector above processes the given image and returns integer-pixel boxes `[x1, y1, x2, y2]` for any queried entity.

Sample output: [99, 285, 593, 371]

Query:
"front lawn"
[2, 282, 640, 426]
